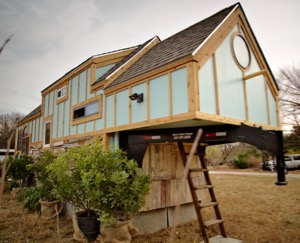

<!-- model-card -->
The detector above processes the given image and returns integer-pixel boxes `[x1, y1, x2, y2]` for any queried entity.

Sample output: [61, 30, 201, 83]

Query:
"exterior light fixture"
[129, 93, 144, 103]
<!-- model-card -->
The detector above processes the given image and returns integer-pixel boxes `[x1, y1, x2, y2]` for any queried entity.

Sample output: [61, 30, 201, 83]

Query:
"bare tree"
[0, 112, 23, 149]
[277, 66, 300, 126]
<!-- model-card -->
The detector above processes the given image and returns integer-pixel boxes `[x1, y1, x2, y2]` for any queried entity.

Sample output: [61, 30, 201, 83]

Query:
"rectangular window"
[74, 101, 99, 120]
[44, 121, 51, 147]
[57, 86, 66, 100]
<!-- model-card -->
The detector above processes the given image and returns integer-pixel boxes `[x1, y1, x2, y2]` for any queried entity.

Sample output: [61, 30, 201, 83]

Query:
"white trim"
[192, 5, 239, 56]
[57, 86, 66, 100]
[105, 37, 160, 80]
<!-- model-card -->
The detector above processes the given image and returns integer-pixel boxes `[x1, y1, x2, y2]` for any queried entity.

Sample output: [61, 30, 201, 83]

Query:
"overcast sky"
[0, 0, 299, 116]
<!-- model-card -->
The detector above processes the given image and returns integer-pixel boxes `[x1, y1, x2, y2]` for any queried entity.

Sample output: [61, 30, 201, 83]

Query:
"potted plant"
[23, 151, 63, 218]
[79, 140, 151, 243]
[47, 139, 151, 243]
[6, 155, 33, 200]
[47, 142, 102, 242]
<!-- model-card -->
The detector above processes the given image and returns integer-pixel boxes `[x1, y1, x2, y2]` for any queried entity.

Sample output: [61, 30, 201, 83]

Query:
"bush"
[6, 155, 33, 186]
[233, 153, 249, 169]
[47, 139, 151, 224]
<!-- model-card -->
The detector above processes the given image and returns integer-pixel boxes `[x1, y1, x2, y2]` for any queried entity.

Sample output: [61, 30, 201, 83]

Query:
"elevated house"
[15, 3, 286, 237]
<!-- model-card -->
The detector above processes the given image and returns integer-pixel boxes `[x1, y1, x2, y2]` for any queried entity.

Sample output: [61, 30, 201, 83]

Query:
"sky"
[0, 0, 299, 116]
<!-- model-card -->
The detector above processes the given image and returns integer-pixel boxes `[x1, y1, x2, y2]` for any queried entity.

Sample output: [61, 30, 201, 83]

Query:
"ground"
[1, 167, 300, 243]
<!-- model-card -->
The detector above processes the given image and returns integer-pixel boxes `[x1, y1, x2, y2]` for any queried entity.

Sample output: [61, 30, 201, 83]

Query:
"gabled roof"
[18, 105, 41, 124]
[92, 37, 160, 87]
[41, 45, 140, 93]
[106, 3, 239, 88]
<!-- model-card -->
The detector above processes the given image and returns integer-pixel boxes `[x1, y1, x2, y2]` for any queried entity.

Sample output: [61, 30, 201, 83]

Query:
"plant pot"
[10, 187, 23, 201]
[73, 210, 100, 242]
[99, 219, 139, 243]
[39, 199, 63, 219]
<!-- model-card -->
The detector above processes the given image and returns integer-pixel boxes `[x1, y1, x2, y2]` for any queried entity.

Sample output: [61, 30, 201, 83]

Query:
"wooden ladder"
[177, 130, 226, 243]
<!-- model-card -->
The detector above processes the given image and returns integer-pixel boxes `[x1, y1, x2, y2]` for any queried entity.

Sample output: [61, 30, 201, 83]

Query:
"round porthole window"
[231, 33, 251, 70]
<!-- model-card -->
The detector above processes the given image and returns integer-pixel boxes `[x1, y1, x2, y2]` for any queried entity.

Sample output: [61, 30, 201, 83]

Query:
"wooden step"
[193, 184, 213, 190]
[189, 168, 209, 173]
[199, 201, 218, 208]
[204, 219, 224, 227]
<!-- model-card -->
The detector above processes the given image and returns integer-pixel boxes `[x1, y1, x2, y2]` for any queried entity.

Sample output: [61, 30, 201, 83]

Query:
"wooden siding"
[142, 143, 207, 211]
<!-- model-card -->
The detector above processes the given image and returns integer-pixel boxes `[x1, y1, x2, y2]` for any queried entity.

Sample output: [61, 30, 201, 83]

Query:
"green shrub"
[7, 155, 33, 186]
[21, 187, 41, 212]
[233, 153, 249, 169]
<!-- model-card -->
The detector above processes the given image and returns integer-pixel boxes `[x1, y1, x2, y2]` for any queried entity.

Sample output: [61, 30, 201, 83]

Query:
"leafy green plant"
[47, 139, 151, 224]
[6, 180, 20, 192]
[27, 150, 57, 201]
[233, 153, 249, 169]
[6, 155, 33, 186]
[21, 186, 41, 212]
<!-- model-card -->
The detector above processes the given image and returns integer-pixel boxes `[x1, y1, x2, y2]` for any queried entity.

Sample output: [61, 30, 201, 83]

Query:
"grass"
[1, 173, 300, 242]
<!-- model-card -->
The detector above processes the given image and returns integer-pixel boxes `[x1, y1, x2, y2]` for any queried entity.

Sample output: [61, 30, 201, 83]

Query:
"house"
[15, 3, 286, 234]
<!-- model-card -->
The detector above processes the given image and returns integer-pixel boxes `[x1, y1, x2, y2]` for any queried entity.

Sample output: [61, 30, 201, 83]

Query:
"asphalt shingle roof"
[107, 3, 238, 88]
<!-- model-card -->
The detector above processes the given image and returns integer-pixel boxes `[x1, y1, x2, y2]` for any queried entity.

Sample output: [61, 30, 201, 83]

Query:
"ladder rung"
[184, 152, 205, 156]
[189, 168, 209, 173]
[193, 184, 213, 190]
[199, 201, 218, 208]
[204, 219, 224, 227]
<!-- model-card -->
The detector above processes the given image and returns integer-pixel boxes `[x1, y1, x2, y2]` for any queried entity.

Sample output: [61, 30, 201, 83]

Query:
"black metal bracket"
[120, 123, 287, 185]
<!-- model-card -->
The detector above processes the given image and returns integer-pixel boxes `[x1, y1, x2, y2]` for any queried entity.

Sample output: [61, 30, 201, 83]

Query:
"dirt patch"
[1, 173, 300, 243]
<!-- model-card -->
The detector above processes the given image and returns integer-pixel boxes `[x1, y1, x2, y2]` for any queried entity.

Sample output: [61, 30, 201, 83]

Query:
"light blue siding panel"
[131, 83, 147, 123]
[116, 90, 129, 126]
[268, 88, 278, 126]
[86, 68, 94, 99]
[35, 118, 39, 142]
[216, 30, 246, 120]
[150, 74, 169, 119]
[172, 68, 188, 115]
[63, 98, 70, 137]
[52, 101, 58, 139]
[199, 57, 217, 114]
[49, 91, 54, 116]
[106, 95, 114, 128]
[77, 124, 84, 134]
[95, 118, 104, 130]
[39, 118, 43, 142]
[44, 94, 49, 117]
[79, 71, 86, 103]
[247, 76, 268, 124]
[96, 63, 115, 80]
[31, 121, 35, 143]
[71, 76, 78, 105]
[85, 121, 94, 132]
[57, 103, 64, 138]
[96, 89, 104, 96]
[70, 126, 77, 135]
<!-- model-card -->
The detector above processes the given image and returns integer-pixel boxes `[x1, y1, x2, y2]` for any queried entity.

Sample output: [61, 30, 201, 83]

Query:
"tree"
[284, 125, 300, 153]
[277, 66, 300, 126]
[0, 112, 23, 149]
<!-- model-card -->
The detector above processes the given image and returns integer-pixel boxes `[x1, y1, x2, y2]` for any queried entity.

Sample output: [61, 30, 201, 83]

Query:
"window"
[44, 121, 51, 147]
[22, 127, 29, 154]
[57, 86, 66, 100]
[74, 101, 99, 120]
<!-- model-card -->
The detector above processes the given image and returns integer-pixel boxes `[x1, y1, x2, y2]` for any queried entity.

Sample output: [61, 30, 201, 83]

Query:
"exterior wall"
[198, 24, 279, 128]
[106, 66, 189, 130]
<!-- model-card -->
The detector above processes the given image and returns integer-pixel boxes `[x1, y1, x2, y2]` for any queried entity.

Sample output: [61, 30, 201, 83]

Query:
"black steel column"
[275, 130, 287, 185]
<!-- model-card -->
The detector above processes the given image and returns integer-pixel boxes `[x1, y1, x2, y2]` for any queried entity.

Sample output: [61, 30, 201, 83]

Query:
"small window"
[74, 101, 99, 120]
[44, 121, 51, 147]
[284, 156, 292, 161]
[57, 86, 66, 100]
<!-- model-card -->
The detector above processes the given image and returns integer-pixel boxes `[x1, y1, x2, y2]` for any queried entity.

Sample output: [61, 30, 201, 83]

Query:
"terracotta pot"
[10, 187, 23, 201]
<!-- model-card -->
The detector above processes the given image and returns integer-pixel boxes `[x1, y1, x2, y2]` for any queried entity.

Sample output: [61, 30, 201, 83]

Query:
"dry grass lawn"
[1, 173, 300, 243]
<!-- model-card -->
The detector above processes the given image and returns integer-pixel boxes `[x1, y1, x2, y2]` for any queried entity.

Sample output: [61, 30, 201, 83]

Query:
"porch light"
[129, 93, 144, 103]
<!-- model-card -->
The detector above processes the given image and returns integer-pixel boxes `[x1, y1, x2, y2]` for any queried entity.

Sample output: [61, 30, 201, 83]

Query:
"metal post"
[275, 130, 287, 185]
